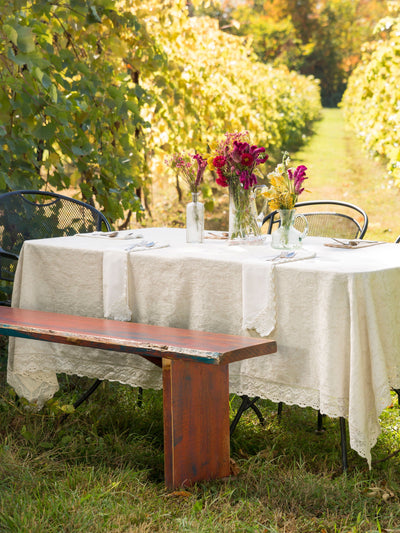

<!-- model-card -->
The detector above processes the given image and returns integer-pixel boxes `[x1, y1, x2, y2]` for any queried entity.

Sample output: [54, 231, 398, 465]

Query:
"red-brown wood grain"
[0, 307, 276, 364]
[163, 358, 230, 488]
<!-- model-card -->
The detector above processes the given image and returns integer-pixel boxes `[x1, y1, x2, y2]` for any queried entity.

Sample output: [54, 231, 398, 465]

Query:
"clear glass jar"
[186, 192, 204, 243]
[271, 209, 308, 249]
[229, 185, 263, 244]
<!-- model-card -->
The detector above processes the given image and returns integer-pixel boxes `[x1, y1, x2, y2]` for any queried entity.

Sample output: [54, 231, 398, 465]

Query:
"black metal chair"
[262, 200, 368, 239]
[0, 190, 112, 304]
[231, 200, 369, 471]
[0, 190, 112, 408]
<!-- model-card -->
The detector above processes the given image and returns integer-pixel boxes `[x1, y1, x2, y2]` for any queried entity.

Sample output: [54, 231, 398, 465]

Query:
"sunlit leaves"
[342, 2, 400, 185]
[0, 0, 321, 226]
[0, 0, 157, 223]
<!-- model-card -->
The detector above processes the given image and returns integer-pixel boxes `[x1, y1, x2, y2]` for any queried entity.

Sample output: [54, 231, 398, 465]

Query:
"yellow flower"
[207, 156, 216, 171]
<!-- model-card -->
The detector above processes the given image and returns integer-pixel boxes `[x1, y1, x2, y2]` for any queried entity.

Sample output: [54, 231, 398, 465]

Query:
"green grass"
[1, 369, 400, 532]
[293, 108, 400, 242]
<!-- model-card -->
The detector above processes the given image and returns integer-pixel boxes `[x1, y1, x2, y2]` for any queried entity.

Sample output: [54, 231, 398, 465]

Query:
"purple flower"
[239, 170, 258, 190]
[249, 145, 267, 162]
[231, 141, 250, 163]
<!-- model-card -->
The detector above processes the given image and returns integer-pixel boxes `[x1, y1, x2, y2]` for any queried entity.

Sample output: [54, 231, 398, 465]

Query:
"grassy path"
[293, 108, 400, 241]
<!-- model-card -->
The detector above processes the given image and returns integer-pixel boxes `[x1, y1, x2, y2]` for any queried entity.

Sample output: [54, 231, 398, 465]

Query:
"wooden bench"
[0, 306, 277, 489]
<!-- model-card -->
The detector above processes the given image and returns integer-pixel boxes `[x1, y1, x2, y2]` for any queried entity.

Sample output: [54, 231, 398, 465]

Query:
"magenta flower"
[239, 170, 258, 190]
[249, 145, 268, 165]
[165, 151, 207, 193]
[288, 164, 308, 194]
[210, 132, 270, 192]
[193, 154, 207, 189]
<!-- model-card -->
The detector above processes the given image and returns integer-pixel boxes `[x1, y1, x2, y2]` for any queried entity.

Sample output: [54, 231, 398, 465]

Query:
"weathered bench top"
[0, 307, 276, 365]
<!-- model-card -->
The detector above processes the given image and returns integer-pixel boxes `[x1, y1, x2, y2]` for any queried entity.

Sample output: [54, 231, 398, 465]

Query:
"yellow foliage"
[342, 4, 400, 187]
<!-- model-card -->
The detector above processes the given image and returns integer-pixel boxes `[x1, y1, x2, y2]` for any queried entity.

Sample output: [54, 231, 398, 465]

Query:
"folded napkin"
[103, 249, 132, 321]
[242, 261, 275, 337]
[242, 249, 316, 336]
[102, 242, 170, 321]
[78, 231, 144, 240]
[324, 240, 387, 249]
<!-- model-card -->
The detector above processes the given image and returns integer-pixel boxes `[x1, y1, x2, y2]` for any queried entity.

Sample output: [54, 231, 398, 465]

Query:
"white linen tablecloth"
[7, 228, 400, 466]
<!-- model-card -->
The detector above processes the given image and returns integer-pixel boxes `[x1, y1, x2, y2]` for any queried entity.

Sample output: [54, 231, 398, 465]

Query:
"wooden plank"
[0, 307, 276, 365]
[163, 358, 230, 488]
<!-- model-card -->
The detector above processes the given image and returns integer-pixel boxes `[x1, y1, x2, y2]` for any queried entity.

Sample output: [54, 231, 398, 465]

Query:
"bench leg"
[162, 359, 230, 489]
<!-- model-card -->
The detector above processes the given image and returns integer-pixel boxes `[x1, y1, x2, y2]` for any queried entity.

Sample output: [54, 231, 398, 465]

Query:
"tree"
[213, 0, 388, 106]
[0, 0, 163, 225]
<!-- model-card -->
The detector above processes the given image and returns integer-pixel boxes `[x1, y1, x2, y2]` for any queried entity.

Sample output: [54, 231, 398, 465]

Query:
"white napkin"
[102, 243, 170, 321]
[103, 249, 132, 321]
[242, 261, 275, 337]
[242, 249, 316, 336]
[78, 231, 143, 240]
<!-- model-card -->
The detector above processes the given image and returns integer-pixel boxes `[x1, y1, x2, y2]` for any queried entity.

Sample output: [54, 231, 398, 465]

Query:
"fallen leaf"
[366, 485, 395, 501]
[166, 490, 192, 498]
[230, 458, 241, 476]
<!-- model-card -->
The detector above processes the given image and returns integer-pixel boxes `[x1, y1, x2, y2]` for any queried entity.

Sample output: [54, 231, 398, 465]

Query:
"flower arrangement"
[165, 152, 208, 194]
[208, 131, 269, 241]
[207, 131, 269, 190]
[262, 151, 308, 210]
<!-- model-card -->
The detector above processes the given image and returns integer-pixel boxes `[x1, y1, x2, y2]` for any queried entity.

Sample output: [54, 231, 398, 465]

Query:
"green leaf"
[32, 66, 44, 83]
[87, 5, 102, 23]
[16, 26, 36, 54]
[3, 24, 18, 45]
[32, 123, 56, 140]
[71, 144, 92, 156]
[49, 84, 58, 104]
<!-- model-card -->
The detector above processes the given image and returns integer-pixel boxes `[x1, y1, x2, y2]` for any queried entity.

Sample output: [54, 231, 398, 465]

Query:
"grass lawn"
[1, 372, 400, 532]
[292, 108, 400, 242]
[1, 109, 400, 532]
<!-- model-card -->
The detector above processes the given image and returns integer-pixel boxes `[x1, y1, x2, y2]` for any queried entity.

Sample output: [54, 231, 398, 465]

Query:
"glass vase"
[186, 192, 204, 243]
[228, 185, 263, 244]
[271, 209, 308, 250]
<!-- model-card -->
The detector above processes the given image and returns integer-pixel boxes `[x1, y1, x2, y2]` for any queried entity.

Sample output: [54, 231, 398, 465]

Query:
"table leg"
[162, 358, 230, 489]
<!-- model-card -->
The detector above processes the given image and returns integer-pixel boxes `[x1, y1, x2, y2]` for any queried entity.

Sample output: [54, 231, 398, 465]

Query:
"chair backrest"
[262, 200, 368, 239]
[0, 190, 111, 285]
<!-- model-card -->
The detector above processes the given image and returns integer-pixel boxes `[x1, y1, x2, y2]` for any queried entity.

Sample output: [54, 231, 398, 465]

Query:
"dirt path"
[292, 108, 400, 241]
